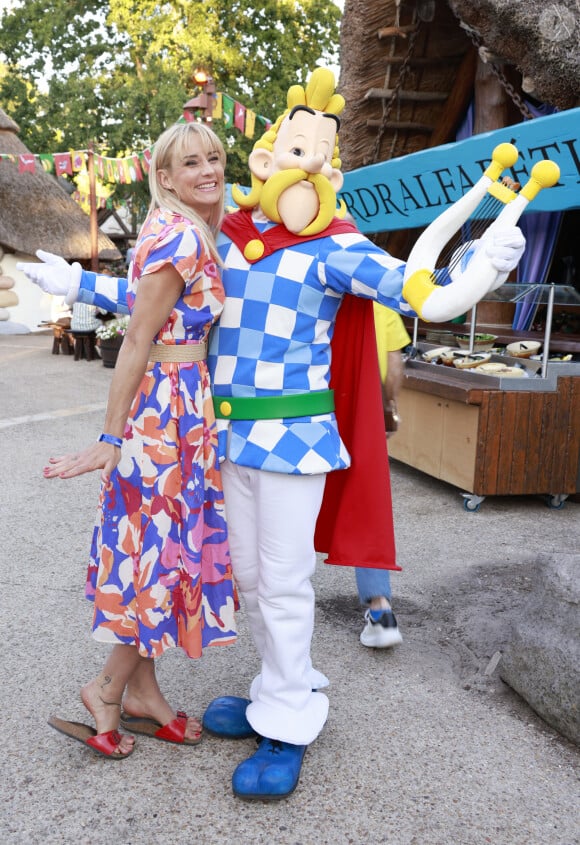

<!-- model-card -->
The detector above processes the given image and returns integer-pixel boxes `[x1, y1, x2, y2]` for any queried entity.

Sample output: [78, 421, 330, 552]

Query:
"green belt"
[213, 390, 335, 420]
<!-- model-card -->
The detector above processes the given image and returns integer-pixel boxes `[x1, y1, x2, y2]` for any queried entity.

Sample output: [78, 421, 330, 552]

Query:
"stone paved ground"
[1, 333, 578, 845]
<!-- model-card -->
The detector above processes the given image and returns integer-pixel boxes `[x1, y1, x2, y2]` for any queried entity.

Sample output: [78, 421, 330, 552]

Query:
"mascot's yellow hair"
[232, 67, 345, 209]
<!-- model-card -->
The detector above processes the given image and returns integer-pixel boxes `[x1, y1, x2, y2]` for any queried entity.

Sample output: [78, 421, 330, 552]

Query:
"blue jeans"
[355, 567, 392, 605]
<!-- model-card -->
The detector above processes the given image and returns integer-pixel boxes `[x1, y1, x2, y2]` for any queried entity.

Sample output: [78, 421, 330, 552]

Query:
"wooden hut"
[0, 108, 120, 330]
[339, 0, 580, 257]
[340, 0, 579, 169]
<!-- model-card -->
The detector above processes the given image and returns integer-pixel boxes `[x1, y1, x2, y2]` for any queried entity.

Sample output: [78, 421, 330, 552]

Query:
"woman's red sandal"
[120, 710, 202, 745]
[48, 715, 134, 759]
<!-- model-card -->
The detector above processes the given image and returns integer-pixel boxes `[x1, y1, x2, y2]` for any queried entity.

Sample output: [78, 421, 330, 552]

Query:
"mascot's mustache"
[260, 169, 337, 235]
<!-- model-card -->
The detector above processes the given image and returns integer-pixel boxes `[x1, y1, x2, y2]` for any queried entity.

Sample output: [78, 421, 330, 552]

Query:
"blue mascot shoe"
[232, 738, 308, 800]
[202, 695, 256, 738]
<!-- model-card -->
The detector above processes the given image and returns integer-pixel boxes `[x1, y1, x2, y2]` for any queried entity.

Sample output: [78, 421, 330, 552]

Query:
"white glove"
[419, 225, 526, 322]
[484, 227, 526, 273]
[447, 226, 525, 286]
[16, 250, 82, 305]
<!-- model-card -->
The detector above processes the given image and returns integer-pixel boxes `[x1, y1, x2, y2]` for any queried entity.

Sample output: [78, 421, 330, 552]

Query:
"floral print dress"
[86, 208, 236, 659]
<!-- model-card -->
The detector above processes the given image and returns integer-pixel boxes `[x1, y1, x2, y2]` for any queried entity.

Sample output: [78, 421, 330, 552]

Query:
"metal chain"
[460, 24, 534, 120]
[370, 22, 421, 164]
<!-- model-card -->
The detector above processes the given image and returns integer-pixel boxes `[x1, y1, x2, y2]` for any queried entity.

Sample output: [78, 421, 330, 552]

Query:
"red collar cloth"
[222, 208, 398, 570]
[221, 208, 359, 261]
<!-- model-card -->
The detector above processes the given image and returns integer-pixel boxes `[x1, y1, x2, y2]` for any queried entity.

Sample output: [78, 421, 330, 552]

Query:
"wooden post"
[473, 59, 510, 136]
[205, 78, 216, 122]
[88, 140, 99, 272]
[471, 58, 519, 326]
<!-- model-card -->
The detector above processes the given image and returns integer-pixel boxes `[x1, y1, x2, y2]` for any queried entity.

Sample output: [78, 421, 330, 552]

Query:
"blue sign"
[339, 108, 580, 233]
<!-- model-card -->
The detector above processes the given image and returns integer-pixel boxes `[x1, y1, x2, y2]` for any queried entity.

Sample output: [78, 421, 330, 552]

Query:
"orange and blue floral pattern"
[86, 208, 236, 658]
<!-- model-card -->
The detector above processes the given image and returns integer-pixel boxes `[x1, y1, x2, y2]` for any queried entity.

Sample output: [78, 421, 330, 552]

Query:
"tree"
[0, 0, 341, 196]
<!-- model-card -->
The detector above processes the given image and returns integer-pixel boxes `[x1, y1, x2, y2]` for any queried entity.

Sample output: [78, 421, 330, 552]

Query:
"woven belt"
[213, 390, 335, 420]
[148, 342, 207, 363]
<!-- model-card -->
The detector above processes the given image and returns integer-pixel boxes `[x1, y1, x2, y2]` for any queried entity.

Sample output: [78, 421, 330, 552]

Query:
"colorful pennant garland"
[0, 148, 153, 185]
[0, 144, 156, 212]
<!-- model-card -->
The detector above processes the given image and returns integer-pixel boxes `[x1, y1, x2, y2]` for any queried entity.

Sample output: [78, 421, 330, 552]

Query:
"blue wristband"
[99, 433, 123, 448]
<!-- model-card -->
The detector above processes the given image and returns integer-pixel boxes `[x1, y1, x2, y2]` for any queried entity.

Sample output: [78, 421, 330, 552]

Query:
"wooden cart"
[388, 355, 580, 511]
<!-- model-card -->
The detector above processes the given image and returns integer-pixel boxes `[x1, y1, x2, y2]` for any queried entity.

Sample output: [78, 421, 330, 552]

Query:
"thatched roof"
[449, 0, 580, 111]
[0, 107, 120, 261]
[339, 0, 579, 173]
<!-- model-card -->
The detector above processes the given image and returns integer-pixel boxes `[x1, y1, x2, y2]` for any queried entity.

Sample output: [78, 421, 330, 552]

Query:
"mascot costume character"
[19, 68, 526, 799]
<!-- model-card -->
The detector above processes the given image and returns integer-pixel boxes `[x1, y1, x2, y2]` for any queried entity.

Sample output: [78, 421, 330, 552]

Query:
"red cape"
[222, 210, 399, 570]
[315, 295, 400, 570]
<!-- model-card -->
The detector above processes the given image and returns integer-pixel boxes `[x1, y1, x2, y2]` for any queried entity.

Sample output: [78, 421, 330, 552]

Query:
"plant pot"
[98, 336, 123, 368]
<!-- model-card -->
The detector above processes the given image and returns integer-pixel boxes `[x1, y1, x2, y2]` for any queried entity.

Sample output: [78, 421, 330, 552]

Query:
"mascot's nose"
[303, 153, 326, 174]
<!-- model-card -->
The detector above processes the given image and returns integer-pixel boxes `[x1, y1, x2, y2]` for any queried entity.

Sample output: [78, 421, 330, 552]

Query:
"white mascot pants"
[221, 460, 330, 745]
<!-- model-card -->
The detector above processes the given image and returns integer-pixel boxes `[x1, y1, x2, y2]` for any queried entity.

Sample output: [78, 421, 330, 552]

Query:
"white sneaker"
[360, 607, 403, 648]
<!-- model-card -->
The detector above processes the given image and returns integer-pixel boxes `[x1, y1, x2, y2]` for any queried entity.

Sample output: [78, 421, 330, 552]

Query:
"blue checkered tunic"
[78, 220, 413, 475]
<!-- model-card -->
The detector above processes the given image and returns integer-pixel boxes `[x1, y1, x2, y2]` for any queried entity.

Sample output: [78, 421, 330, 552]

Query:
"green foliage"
[0, 0, 341, 217]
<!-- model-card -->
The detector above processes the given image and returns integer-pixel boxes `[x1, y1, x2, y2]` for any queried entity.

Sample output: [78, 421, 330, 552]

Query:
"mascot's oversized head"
[232, 67, 346, 236]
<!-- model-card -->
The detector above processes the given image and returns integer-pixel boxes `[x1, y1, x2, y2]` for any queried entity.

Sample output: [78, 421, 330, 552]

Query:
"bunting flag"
[104, 158, 115, 182]
[141, 148, 152, 173]
[116, 158, 130, 184]
[73, 167, 113, 213]
[18, 154, 36, 174]
[130, 154, 143, 182]
[53, 152, 73, 176]
[39, 154, 55, 173]
[222, 94, 235, 129]
[245, 109, 256, 139]
[234, 101, 246, 132]
[72, 151, 86, 171]
[213, 92, 223, 120]
[257, 114, 272, 132]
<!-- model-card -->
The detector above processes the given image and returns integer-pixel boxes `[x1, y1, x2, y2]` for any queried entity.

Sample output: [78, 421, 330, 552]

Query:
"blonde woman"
[45, 122, 236, 759]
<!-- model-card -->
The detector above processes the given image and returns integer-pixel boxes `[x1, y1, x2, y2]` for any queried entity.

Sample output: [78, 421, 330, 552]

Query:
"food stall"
[389, 284, 580, 510]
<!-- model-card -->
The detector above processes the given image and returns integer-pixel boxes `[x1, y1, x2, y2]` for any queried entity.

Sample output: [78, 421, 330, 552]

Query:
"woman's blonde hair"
[148, 121, 226, 261]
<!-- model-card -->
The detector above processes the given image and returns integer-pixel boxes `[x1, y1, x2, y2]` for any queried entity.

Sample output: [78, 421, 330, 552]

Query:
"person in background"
[40, 121, 236, 759]
[69, 301, 106, 360]
[356, 304, 410, 648]
[70, 302, 102, 333]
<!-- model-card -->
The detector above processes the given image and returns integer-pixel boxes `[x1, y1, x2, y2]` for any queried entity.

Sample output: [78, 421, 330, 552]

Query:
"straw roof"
[449, 0, 580, 111]
[0, 108, 120, 261]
